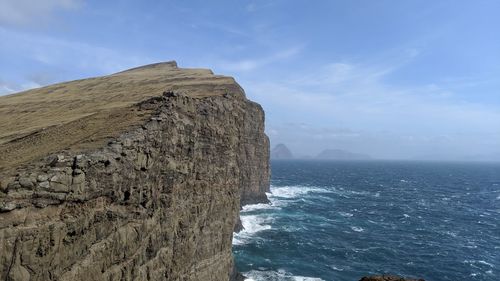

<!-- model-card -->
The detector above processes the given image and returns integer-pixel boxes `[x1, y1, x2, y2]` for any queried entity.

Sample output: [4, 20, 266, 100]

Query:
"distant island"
[271, 145, 371, 161]
[271, 143, 293, 159]
[316, 149, 371, 160]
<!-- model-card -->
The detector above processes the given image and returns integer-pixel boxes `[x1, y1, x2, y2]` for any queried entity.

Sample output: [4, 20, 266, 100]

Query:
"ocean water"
[233, 160, 500, 281]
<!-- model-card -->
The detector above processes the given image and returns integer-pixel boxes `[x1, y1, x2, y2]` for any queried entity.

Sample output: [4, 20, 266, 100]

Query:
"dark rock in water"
[359, 275, 425, 281]
[229, 266, 246, 281]
[233, 216, 244, 232]
[271, 143, 293, 159]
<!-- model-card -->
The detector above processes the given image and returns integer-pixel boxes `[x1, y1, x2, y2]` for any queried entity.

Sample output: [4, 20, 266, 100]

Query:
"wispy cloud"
[0, 27, 155, 94]
[0, 79, 40, 95]
[0, 0, 82, 27]
[217, 45, 303, 72]
[244, 52, 500, 159]
[0, 28, 153, 72]
[195, 21, 249, 37]
[245, 0, 277, 13]
[0, 82, 15, 95]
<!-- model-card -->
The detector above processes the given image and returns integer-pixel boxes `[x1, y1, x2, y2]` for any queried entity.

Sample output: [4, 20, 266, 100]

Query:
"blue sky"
[1, 0, 499, 160]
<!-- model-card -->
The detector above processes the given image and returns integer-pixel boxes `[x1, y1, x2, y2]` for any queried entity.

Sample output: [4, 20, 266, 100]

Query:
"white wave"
[330, 265, 344, 271]
[333, 187, 381, 198]
[233, 215, 272, 245]
[445, 231, 458, 237]
[241, 215, 272, 234]
[244, 269, 325, 281]
[478, 260, 494, 267]
[464, 259, 494, 267]
[465, 242, 478, 249]
[242, 203, 276, 212]
[283, 225, 304, 232]
[417, 199, 429, 207]
[347, 190, 371, 196]
[351, 226, 364, 232]
[496, 195, 500, 200]
[234, 185, 327, 246]
[293, 277, 324, 281]
[269, 185, 331, 199]
[403, 214, 410, 218]
[339, 212, 353, 217]
[270, 185, 380, 201]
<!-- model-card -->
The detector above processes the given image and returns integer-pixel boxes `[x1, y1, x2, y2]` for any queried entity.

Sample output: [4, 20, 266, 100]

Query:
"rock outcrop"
[270, 143, 293, 159]
[0, 62, 270, 281]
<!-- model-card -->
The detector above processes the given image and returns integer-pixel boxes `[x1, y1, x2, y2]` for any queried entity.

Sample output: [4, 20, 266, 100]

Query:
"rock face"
[270, 143, 293, 159]
[0, 62, 270, 281]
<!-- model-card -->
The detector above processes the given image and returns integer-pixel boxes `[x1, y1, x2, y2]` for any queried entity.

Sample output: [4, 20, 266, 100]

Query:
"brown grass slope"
[0, 61, 244, 173]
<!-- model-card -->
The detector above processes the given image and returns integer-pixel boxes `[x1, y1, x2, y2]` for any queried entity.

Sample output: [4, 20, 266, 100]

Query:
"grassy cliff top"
[0, 61, 243, 172]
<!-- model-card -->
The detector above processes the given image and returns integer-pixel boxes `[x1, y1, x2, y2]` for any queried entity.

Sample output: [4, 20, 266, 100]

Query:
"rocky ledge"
[0, 62, 270, 281]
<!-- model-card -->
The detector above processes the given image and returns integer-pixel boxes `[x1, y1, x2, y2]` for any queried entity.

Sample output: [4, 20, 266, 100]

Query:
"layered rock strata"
[0, 62, 270, 281]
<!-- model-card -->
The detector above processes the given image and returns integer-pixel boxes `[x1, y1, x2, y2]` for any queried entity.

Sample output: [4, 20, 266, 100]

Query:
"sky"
[1, 0, 499, 160]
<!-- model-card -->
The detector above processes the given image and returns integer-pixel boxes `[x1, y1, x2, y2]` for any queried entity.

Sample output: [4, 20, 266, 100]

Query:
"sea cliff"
[0, 62, 270, 281]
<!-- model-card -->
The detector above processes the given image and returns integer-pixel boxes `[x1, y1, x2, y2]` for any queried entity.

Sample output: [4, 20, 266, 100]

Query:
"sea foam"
[243, 269, 325, 281]
[233, 214, 272, 245]
[269, 185, 331, 199]
[242, 203, 277, 212]
[234, 185, 330, 245]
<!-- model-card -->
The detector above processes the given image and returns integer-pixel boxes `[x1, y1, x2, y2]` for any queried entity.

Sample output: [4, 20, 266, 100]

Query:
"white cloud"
[217, 45, 303, 72]
[0, 27, 155, 94]
[252, 60, 500, 132]
[0, 83, 14, 95]
[246, 3, 257, 12]
[0, 27, 153, 74]
[244, 57, 500, 159]
[196, 21, 248, 37]
[245, 1, 276, 13]
[0, 0, 81, 26]
[0, 79, 40, 95]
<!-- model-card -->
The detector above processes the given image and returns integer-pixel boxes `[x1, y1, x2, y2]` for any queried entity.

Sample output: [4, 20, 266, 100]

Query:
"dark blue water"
[233, 160, 500, 281]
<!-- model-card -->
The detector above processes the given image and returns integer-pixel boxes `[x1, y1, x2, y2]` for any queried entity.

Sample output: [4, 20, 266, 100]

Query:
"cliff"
[0, 62, 270, 281]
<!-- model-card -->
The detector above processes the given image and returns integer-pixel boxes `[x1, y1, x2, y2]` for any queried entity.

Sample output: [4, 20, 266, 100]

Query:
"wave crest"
[269, 185, 331, 199]
[244, 269, 325, 281]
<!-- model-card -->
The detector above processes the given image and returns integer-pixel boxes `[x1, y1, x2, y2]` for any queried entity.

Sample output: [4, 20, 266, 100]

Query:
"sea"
[233, 160, 500, 281]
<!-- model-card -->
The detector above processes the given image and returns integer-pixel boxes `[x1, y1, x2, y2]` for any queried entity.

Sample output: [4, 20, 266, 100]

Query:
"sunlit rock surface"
[0, 62, 270, 281]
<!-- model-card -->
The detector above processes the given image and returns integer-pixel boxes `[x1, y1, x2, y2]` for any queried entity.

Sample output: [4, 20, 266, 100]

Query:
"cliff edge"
[0, 62, 270, 281]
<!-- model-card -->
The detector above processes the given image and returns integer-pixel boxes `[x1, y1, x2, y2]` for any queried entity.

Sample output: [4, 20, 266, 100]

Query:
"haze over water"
[233, 160, 500, 281]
